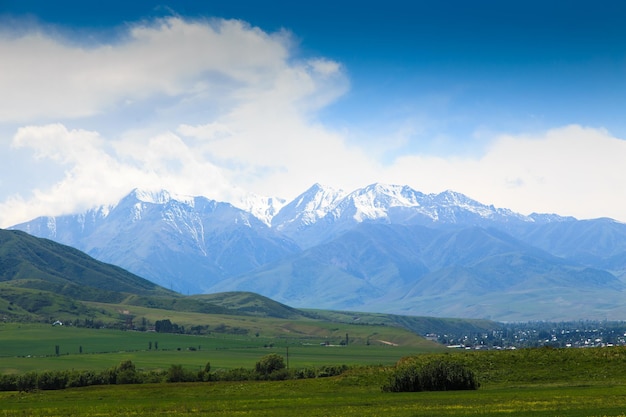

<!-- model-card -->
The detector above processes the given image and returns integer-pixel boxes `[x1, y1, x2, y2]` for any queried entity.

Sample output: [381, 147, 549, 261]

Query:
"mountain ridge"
[9, 183, 626, 321]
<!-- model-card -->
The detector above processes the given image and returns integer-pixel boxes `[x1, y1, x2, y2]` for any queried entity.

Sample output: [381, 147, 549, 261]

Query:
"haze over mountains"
[10, 183, 626, 321]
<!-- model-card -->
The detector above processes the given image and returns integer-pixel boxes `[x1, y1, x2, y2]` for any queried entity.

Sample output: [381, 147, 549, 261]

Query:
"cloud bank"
[1, 16, 625, 227]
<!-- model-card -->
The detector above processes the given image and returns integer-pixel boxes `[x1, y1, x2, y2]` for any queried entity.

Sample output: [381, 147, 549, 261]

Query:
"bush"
[0, 374, 17, 391]
[166, 364, 198, 383]
[16, 372, 37, 392]
[255, 353, 286, 379]
[114, 360, 140, 384]
[316, 364, 349, 378]
[383, 359, 479, 392]
[213, 367, 255, 381]
[37, 370, 68, 390]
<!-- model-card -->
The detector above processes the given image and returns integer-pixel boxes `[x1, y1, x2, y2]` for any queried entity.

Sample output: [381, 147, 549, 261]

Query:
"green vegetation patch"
[3, 376, 626, 416]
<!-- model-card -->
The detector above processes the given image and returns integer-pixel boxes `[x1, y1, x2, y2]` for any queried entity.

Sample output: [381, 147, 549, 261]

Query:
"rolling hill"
[0, 227, 499, 339]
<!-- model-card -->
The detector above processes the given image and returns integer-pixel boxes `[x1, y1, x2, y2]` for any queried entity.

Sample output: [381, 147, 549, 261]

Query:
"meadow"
[2, 368, 626, 416]
[4, 323, 626, 415]
[0, 322, 438, 374]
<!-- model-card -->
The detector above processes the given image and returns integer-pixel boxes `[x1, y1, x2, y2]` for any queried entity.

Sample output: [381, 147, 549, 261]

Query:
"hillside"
[0, 228, 499, 339]
[0, 229, 173, 298]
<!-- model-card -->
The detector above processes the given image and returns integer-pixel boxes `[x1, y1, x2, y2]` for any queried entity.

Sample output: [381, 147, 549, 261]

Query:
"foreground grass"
[3, 376, 626, 416]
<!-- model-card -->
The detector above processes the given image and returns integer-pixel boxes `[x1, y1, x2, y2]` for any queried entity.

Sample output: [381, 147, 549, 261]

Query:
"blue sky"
[1, 0, 625, 225]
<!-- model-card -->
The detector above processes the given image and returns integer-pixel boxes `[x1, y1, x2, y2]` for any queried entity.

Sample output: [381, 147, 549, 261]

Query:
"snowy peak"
[272, 183, 346, 231]
[334, 183, 425, 222]
[128, 188, 195, 206]
[232, 193, 286, 227]
[292, 183, 346, 212]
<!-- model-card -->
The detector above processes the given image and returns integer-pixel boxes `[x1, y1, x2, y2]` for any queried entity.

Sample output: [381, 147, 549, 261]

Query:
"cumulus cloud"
[0, 17, 337, 123]
[0, 16, 353, 226]
[0, 16, 624, 227]
[0, 123, 242, 227]
[382, 125, 626, 220]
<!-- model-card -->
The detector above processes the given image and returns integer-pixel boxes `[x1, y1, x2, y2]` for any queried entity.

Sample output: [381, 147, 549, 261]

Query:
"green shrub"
[213, 367, 255, 381]
[383, 359, 479, 392]
[16, 372, 37, 392]
[316, 364, 349, 378]
[0, 374, 17, 391]
[166, 364, 198, 383]
[37, 370, 68, 390]
[255, 353, 286, 379]
[114, 360, 140, 384]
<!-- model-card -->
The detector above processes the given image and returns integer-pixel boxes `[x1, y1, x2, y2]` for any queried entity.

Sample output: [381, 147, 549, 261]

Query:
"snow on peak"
[130, 188, 195, 206]
[295, 183, 346, 213]
[232, 192, 286, 226]
[271, 183, 346, 230]
[340, 183, 423, 222]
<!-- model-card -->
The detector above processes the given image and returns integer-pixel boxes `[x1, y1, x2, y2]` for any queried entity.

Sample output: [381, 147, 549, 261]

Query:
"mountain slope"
[9, 183, 626, 321]
[0, 228, 175, 320]
[0, 229, 170, 296]
[210, 223, 623, 320]
[12, 189, 300, 294]
[512, 218, 626, 275]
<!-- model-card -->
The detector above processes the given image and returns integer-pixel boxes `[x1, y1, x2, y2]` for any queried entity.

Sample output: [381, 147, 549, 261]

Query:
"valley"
[3, 217, 626, 416]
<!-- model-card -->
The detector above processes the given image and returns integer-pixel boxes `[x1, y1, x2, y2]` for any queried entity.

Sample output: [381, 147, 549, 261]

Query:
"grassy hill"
[0, 229, 173, 297]
[0, 228, 500, 341]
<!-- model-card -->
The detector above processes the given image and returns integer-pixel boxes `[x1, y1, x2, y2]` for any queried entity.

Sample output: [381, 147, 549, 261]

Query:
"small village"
[430, 320, 626, 350]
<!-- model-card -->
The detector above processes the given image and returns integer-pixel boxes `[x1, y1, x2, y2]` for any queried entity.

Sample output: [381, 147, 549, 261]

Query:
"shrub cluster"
[382, 358, 479, 392]
[0, 355, 350, 392]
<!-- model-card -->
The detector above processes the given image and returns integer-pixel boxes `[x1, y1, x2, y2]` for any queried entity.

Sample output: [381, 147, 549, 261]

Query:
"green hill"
[0, 228, 499, 340]
[0, 229, 172, 297]
[190, 291, 311, 319]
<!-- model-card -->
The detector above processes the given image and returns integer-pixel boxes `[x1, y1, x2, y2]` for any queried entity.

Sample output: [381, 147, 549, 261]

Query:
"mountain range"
[10, 183, 626, 321]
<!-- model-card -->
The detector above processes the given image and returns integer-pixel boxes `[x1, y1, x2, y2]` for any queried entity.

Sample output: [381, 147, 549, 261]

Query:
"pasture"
[3, 371, 626, 416]
[0, 322, 438, 374]
[5, 324, 626, 415]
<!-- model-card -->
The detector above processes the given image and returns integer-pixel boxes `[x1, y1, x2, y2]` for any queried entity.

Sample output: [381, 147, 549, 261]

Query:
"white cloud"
[0, 16, 353, 226]
[1, 16, 625, 228]
[0, 123, 242, 227]
[382, 125, 626, 220]
[0, 17, 301, 123]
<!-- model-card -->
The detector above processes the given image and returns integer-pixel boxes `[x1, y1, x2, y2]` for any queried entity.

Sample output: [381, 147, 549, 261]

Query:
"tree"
[166, 364, 185, 383]
[115, 360, 139, 384]
[255, 353, 286, 378]
[155, 319, 173, 333]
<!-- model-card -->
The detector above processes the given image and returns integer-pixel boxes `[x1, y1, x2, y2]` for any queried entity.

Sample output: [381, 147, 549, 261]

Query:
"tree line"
[0, 354, 348, 392]
[0, 352, 479, 394]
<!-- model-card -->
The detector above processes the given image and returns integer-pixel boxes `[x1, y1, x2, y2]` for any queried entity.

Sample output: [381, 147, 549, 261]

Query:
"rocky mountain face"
[10, 184, 626, 321]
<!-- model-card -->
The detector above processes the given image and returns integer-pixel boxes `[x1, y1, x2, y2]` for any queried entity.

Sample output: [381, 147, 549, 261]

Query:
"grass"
[6, 325, 626, 415]
[0, 322, 438, 374]
[3, 375, 626, 416]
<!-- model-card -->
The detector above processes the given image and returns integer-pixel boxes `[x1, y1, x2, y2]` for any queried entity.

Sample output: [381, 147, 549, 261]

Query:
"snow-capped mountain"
[270, 183, 568, 248]
[12, 188, 299, 294]
[270, 183, 346, 247]
[231, 192, 286, 227]
[9, 183, 626, 321]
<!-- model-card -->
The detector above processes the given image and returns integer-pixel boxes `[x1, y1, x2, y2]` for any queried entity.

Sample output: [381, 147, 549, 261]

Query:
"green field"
[0, 322, 439, 374]
[2, 369, 626, 416]
[4, 323, 626, 415]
